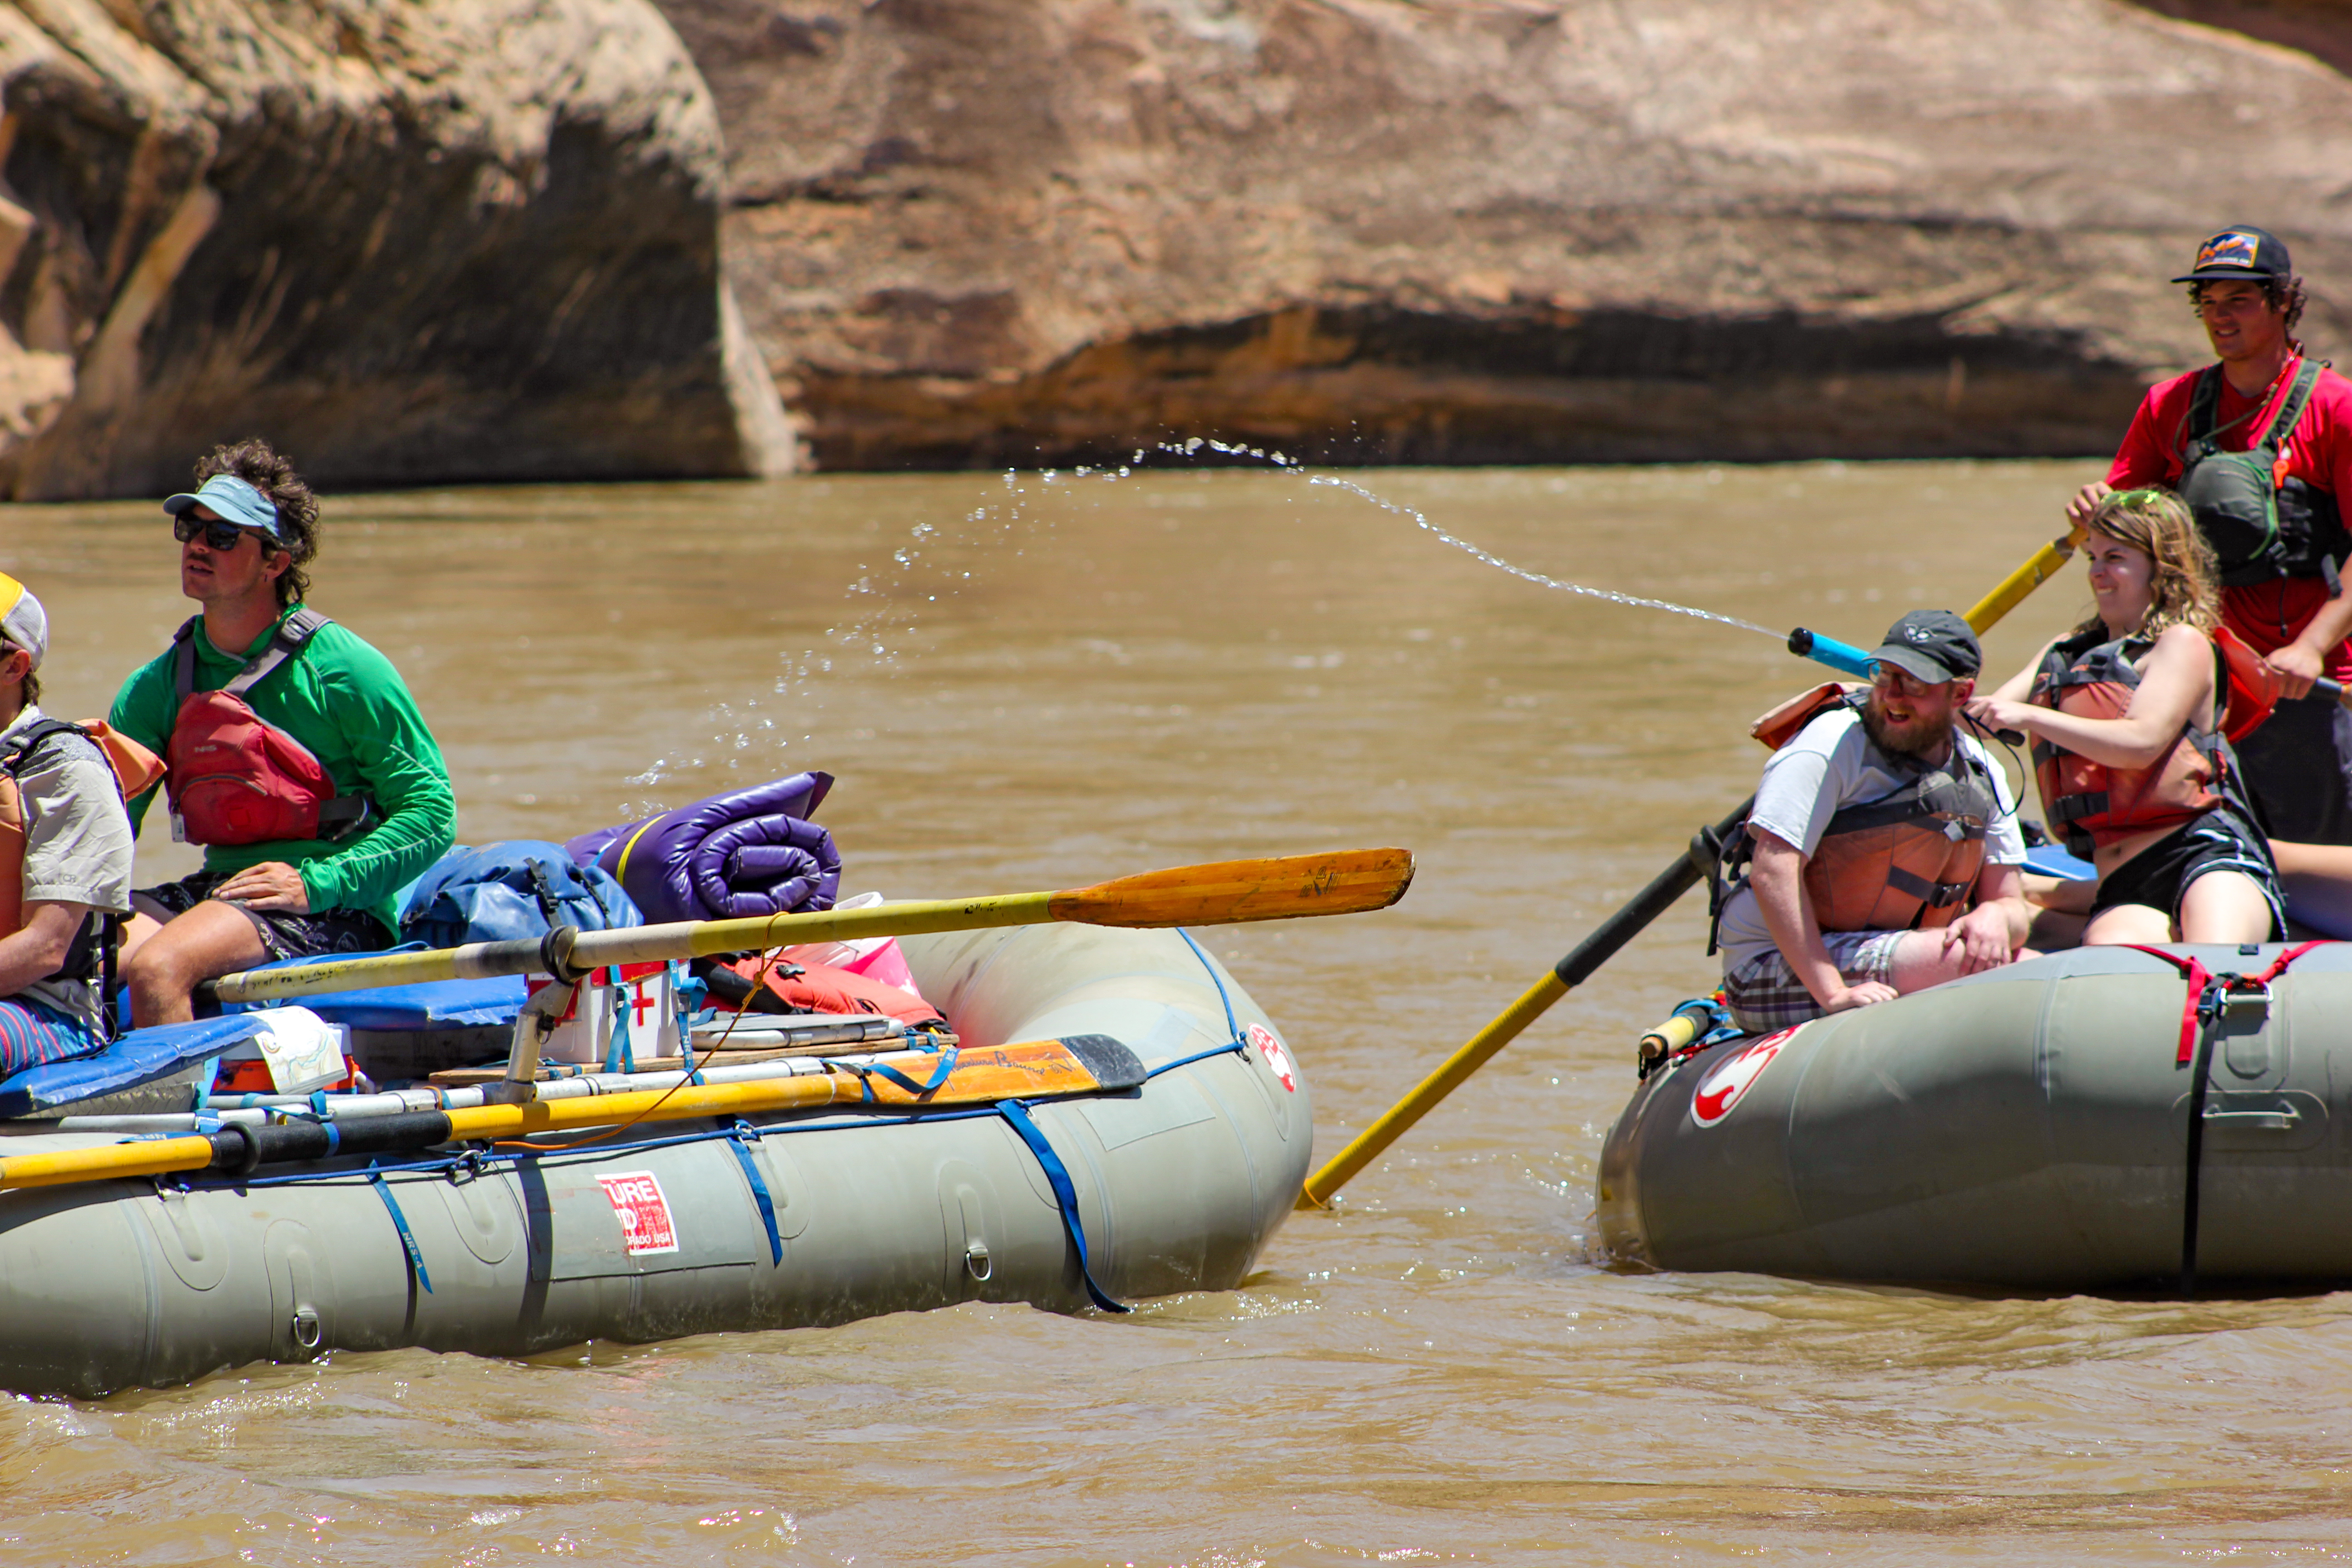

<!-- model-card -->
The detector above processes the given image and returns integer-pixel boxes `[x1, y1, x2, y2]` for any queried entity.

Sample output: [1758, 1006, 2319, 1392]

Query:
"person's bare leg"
[1882, 928, 2021, 994]
[116, 902, 170, 968]
[2082, 902, 2175, 946]
[2176, 869, 2275, 945]
[124, 902, 268, 1028]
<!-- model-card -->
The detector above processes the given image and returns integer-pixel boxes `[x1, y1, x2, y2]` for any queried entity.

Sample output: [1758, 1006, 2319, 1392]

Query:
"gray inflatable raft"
[0, 924, 1309, 1397]
[1597, 942, 2352, 1290]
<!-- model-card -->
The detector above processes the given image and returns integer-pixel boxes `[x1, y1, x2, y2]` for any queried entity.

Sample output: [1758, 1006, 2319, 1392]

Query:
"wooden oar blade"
[1048, 847, 1414, 928]
[849, 1034, 1144, 1105]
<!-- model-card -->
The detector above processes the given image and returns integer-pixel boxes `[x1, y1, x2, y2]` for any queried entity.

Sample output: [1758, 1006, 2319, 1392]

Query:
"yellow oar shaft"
[1964, 529, 2081, 635]
[0, 1134, 217, 1190]
[207, 848, 1414, 1008]
[441, 1074, 842, 1139]
[1297, 972, 1568, 1208]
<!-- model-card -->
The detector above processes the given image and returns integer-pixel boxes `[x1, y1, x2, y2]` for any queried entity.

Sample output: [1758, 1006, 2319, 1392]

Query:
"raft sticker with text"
[1248, 1023, 1296, 1093]
[1690, 1029, 1796, 1127]
[596, 1171, 681, 1255]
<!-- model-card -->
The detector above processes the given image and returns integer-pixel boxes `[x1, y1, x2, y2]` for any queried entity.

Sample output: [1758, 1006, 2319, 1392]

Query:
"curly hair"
[2074, 488, 2221, 640]
[192, 439, 320, 608]
[2190, 274, 2309, 354]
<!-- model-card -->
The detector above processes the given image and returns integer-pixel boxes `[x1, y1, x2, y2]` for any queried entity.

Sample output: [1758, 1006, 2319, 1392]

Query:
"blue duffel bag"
[400, 841, 642, 948]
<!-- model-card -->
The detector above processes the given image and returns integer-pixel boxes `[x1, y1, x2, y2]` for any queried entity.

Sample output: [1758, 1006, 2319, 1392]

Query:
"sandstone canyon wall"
[0, 0, 793, 500]
[662, 0, 2352, 469]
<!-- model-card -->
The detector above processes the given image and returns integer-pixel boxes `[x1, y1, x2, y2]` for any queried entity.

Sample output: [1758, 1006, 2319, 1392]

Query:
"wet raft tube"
[0, 926, 1309, 1397]
[1598, 943, 2352, 1289]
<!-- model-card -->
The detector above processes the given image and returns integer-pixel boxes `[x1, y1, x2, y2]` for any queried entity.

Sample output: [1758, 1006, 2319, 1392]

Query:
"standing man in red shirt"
[2067, 226, 2352, 844]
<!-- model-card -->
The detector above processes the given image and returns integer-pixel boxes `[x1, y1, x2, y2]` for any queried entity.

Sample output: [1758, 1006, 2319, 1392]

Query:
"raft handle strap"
[725, 1121, 784, 1266]
[2124, 941, 2331, 1294]
[996, 1099, 1129, 1314]
[366, 1161, 433, 1296]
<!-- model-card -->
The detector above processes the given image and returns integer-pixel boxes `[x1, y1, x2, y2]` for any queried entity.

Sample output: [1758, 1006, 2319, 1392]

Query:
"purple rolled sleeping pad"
[565, 771, 841, 925]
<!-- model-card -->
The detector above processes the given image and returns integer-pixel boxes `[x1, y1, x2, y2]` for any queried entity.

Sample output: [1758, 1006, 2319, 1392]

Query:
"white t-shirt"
[1715, 707, 2026, 970]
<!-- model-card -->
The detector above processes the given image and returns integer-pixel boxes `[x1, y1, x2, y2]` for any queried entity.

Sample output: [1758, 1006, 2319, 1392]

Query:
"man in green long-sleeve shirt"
[111, 440, 456, 1026]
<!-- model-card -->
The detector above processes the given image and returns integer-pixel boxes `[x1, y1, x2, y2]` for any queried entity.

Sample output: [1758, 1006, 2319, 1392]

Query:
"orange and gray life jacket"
[1704, 685, 2001, 954]
[0, 718, 163, 986]
[2029, 626, 2256, 858]
[166, 612, 370, 847]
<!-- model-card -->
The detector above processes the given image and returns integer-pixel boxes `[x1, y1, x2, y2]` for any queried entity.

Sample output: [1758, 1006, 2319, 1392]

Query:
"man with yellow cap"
[0, 574, 139, 1072]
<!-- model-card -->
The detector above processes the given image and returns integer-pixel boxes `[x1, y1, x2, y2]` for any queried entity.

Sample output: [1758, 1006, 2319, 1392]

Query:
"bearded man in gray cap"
[1708, 610, 2034, 1034]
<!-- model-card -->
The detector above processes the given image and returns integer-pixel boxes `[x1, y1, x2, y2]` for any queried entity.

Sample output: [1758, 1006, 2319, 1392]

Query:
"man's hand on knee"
[211, 862, 309, 912]
[1942, 904, 2021, 975]
[1823, 980, 1898, 1013]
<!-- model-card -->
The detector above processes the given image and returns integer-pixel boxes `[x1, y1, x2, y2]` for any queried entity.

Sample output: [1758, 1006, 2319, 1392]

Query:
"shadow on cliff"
[799, 302, 2145, 471]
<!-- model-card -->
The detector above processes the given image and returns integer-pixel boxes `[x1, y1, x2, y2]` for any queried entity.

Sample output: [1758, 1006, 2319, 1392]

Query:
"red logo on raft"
[1690, 1028, 1796, 1127]
[596, 1171, 681, 1255]
[1247, 1023, 1296, 1093]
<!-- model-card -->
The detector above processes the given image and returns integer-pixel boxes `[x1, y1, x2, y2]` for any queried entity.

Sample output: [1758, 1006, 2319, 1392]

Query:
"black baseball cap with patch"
[2173, 226, 2293, 284]
[1871, 609, 1981, 684]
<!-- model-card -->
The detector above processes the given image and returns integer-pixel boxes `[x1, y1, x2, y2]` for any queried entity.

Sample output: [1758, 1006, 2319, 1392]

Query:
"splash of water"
[1305, 471, 1779, 637]
[1154, 435, 1777, 637]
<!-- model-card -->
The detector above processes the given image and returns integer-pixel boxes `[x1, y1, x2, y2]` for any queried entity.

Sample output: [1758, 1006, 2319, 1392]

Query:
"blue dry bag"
[400, 841, 642, 948]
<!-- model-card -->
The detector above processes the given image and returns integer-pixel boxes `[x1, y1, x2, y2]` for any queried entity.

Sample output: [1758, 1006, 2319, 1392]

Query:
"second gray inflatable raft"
[1598, 943, 2352, 1289]
[0, 924, 1310, 1397]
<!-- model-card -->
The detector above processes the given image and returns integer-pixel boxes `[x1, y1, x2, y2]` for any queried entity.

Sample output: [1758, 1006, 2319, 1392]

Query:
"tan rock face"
[0, 0, 793, 500]
[663, 0, 2352, 469]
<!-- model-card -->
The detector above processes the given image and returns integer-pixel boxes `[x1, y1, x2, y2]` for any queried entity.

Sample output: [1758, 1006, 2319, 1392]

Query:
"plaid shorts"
[136, 872, 392, 965]
[1722, 929, 1906, 1034]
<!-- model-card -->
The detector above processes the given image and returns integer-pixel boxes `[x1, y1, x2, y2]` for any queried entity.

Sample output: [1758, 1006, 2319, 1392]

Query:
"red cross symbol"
[628, 982, 660, 1027]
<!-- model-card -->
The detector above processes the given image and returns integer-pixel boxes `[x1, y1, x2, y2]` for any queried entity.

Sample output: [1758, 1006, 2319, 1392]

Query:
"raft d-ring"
[290, 1306, 323, 1353]
[964, 1239, 993, 1282]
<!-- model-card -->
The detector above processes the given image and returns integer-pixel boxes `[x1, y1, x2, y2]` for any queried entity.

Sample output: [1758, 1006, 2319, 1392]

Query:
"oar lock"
[539, 924, 589, 985]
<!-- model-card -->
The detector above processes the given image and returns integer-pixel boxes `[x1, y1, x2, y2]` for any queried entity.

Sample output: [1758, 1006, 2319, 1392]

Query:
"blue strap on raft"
[725, 1121, 783, 1266]
[994, 1098, 1130, 1314]
[367, 1160, 433, 1295]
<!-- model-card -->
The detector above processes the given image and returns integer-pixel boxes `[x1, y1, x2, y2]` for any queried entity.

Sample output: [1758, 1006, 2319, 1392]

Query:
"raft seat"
[220, 972, 529, 1081]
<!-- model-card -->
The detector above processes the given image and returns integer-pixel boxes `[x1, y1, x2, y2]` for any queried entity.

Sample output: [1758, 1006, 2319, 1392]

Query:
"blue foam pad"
[2024, 844, 2098, 881]
[0, 1015, 268, 1117]
[251, 974, 529, 1031]
[204, 944, 528, 1030]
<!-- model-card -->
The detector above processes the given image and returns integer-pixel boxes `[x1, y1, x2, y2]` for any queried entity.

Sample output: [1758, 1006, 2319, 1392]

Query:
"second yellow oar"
[1296, 525, 2083, 1209]
[0, 1035, 1140, 1193]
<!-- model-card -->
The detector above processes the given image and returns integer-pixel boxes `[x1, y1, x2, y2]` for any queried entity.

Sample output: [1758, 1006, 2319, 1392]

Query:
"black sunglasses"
[172, 514, 274, 552]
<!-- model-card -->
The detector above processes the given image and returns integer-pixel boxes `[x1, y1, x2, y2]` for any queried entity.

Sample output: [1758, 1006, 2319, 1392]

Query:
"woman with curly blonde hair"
[1969, 488, 2281, 945]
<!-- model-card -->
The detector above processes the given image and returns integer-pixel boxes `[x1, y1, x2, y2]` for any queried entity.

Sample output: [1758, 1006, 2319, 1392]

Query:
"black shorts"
[2232, 691, 2352, 846]
[2088, 810, 2284, 937]
[136, 872, 394, 964]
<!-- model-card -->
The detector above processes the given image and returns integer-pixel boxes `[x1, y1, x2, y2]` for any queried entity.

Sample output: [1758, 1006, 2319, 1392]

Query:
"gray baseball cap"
[1871, 609, 1981, 684]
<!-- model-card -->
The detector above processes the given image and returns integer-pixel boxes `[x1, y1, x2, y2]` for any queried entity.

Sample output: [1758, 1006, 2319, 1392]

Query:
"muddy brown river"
[7, 460, 2349, 1563]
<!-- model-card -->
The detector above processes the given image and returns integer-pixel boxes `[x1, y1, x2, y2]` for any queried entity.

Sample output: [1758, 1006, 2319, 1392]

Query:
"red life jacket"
[164, 612, 370, 848]
[2029, 626, 2252, 857]
[724, 954, 946, 1027]
[1706, 684, 1999, 947]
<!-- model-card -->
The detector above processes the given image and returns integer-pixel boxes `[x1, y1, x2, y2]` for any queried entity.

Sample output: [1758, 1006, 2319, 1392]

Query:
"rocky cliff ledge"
[662, 0, 2352, 469]
[0, 0, 792, 500]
